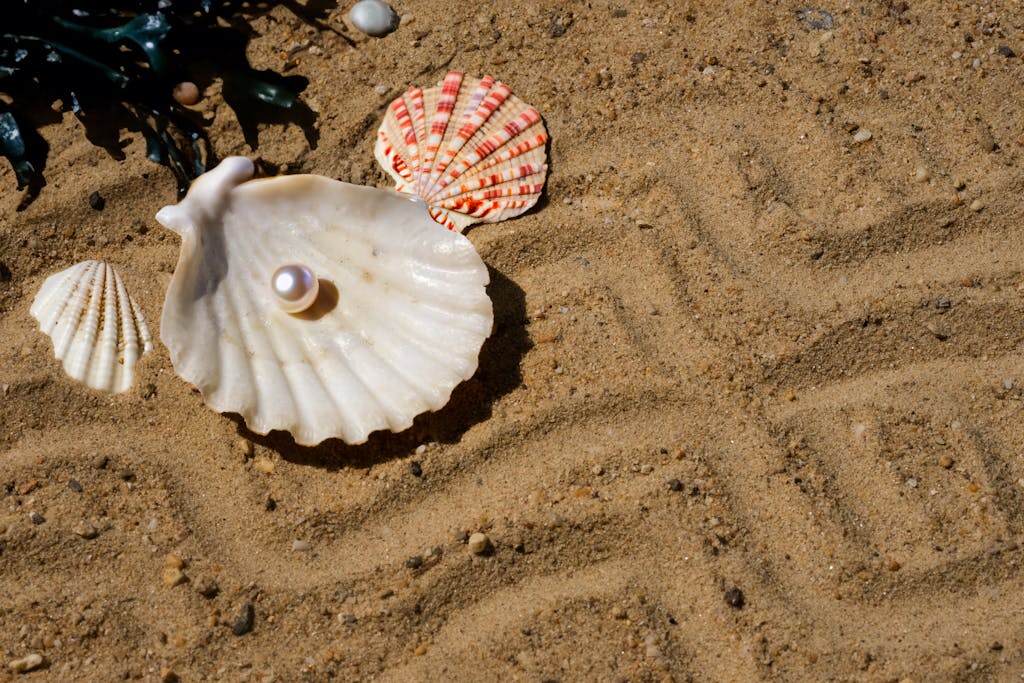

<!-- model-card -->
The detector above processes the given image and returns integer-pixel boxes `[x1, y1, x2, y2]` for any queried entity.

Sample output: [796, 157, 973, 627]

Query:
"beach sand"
[2, 1, 1024, 680]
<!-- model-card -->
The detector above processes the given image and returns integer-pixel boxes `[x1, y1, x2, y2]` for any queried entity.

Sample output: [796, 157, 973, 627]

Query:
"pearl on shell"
[271, 264, 319, 313]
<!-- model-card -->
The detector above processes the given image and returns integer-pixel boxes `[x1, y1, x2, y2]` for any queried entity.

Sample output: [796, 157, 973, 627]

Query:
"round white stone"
[349, 0, 399, 38]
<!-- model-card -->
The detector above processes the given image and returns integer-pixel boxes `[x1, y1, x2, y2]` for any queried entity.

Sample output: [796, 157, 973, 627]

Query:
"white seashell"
[30, 260, 153, 393]
[156, 157, 493, 446]
[375, 71, 549, 232]
[349, 0, 399, 38]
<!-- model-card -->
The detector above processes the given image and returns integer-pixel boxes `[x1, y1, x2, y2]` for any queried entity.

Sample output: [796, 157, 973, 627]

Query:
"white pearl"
[349, 0, 399, 38]
[271, 264, 319, 313]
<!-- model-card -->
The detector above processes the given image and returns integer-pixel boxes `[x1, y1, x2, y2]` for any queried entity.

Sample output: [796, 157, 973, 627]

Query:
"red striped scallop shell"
[375, 71, 549, 232]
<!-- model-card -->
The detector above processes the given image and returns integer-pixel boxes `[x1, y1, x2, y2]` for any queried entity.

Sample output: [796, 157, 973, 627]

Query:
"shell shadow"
[233, 265, 529, 469]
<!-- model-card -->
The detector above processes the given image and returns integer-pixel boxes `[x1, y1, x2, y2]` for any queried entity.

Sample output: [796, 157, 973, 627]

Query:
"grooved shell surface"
[375, 71, 549, 232]
[156, 158, 493, 446]
[30, 260, 153, 393]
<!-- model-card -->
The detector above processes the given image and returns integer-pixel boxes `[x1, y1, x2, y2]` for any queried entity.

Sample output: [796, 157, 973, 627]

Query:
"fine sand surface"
[3, 1, 1024, 680]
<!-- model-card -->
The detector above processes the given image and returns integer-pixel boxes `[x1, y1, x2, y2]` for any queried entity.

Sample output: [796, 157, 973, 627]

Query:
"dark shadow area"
[292, 279, 339, 321]
[234, 266, 530, 469]
[0, 1, 333, 204]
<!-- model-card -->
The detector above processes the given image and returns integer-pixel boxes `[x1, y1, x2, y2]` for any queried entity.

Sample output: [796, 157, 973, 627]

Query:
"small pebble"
[88, 191, 105, 211]
[668, 479, 684, 492]
[724, 587, 745, 608]
[906, 477, 918, 488]
[194, 575, 219, 599]
[998, 46, 1015, 58]
[373, 83, 390, 96]
[164, 553, 185, 569]
[640, 464, 653, 474]
[409, 461, 423, 477]
[969, 199, 985, 212]
[611, 605, 627, 619]
[454, 529, 470, 543]
[935, 296, 951, 311]
[591, 464, 604, 476]
[162, 567, 187, 587]
[29, 511, 45, 525]
[74, 520, 98, 539]
[254, 457, 275, 475]
[91, 454, 109, 469]
[938, 454, 954, 469]
[232, 603, 255, 636]
[67, 479, 83, 493]
[236, 438, 254, 461]
[468, 532, 492, 555]
[349, 0, 399, 38]
[913, 166, 930, 182]
[852, 129, 873, 143]
[405, 555, 423, 569]
[292, 539, 312, 552]
[8, 653, 44, 673]
[172, 81, 201, 106]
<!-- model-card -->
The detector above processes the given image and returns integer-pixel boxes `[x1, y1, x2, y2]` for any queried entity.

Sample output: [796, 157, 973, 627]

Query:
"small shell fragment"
[30, 260, 153, 393]
[375, 71, 549, 232]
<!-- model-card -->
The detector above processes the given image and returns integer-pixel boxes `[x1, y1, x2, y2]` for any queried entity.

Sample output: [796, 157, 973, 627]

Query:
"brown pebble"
[938, 454, 954, 469]
[162, 567, 188, 587]
[74, 520, 99, 539]
[194, 575, 220, 599]
[886, 559, 902, 572]
[172, 81, 201, 106]
[254, 457, 275, 474]
[18, 479, 39, 495]
[164, 553, 185, 569]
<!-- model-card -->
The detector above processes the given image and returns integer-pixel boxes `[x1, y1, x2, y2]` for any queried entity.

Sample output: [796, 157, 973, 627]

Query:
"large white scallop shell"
[375, 71, 549, 232]
[156, 157, 493, 446]
[30, 259, 153, 393]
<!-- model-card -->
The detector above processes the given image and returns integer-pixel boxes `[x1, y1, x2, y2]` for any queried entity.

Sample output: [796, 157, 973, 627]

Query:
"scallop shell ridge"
[30, 260, 153, 393]
[157, 158, 493, 446]
[375, 71, 549, 232]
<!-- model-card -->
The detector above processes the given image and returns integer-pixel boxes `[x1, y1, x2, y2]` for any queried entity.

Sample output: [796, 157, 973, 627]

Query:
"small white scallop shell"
[375, 71, 549, 232]
[156, 157, 493, 446]
[30, 260, 153, 393]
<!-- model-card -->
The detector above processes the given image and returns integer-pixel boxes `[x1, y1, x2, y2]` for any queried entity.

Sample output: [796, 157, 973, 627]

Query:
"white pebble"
[969, 198, 985, 212]
[291, 539, 312, 552]
[468, 532, 491, 554]
[852, 129, 873, 143]
[907, 478, 918, 488]
[8, 654, 44, 673]
[349, 0, 399, 38]
[373, 83, 390, 96]
[913, 166, 930, 183]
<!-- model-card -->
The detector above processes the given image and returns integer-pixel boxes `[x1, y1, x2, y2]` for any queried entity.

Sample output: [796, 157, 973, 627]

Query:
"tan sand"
[2, 1, 1024, 680]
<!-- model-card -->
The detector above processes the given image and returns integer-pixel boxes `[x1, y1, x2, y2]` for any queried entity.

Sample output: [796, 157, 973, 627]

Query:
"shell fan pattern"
[375, 71, 549, 232]
[156, 157, 493, 446]
[30, 260, 153, 393]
